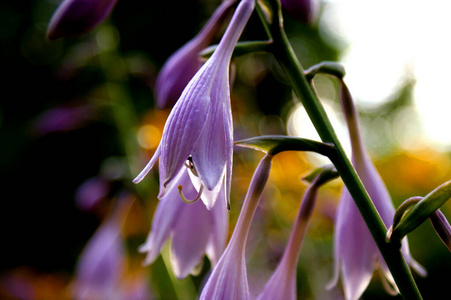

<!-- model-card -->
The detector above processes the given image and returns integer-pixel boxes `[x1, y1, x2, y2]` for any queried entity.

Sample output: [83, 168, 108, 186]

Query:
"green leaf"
[235, 135, 336, 157]
[391, 180, 451, 242]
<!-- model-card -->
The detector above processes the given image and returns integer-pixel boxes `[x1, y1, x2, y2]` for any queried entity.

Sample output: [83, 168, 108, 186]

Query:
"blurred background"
[1, 0, 450, 299]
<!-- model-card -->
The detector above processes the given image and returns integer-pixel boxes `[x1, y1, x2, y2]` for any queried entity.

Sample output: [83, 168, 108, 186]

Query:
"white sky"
[317, 0, 451, 150]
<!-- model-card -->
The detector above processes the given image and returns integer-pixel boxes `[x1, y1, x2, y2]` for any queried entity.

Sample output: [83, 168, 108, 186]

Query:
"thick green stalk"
[264, 0, 422, 298]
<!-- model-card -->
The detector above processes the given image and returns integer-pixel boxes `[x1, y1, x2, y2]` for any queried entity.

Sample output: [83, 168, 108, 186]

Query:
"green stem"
[263, 0, 422, 298]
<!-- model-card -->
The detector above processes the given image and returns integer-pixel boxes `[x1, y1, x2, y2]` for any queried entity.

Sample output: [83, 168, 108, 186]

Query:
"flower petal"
[159, 63, 214, 187]
[205, 189, 229, 267]
[191, 72, 229, 191]
[47, 0, 118, 40]
[133, 145, 161, 184]
[200, 243, 250, 300]
[337, 191, 377, 300]
[155, 0, 237, 109]
[188, 168, 224, 210]
[139, 169, 186, 264]
[171, 198, 211, 279]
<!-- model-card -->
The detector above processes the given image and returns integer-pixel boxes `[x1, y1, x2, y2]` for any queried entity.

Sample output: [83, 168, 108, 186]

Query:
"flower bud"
[47, 0, 118, 40]
[280, 0, 319, 25]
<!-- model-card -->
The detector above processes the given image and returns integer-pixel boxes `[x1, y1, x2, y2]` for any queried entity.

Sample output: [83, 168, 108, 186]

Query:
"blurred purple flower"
[328, 79, 426, 300]
[200, 153, 273, 300]
[75, 176, 110, 211]
[155, 0, 236, 109]
[32, 104, 94, 136]
[280, 0, 320, 25]
[258, 174, 326, 300]
[133, 0, 255, 210]
[72, 197, 131, 299]
[139, 168, 228, 279]
[47, 0, 118, 40]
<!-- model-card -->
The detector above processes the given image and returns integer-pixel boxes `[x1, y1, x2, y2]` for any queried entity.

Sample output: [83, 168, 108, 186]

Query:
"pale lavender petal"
[258, 264, 296, 300]
[186, 164, 223, 210]
[224, 94, 234, 208]
[333, 79, 424, 299]
[337, 192, 376, 300]
[200, 153, 273, 300]
[200, 243, 250, 300]
[205, 188, 229, 267]
[73, 199, 130, 299]
[139, 169, 186, 264]
[33, 104, 93, 136]
[75, 176, 110, 211]
[171, 198, 211, 279]
[159, 65, 213, 187]
[133, 145, 161, 184]
[191, 73, 229, 191]
[47, 0, 118, 40]
[155, 0, 237, 109]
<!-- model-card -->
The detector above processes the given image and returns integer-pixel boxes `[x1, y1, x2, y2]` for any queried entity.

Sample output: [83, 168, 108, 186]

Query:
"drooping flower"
[133, 0, 255, 210]
[71, 196, 131, 299]
[258, 170, 335, 300]
[200, 153, 273, 300]
[328, 79, 426, 300]
[47, 0, 118, 40]
[155, 0, 237, 109]
[139, 167, 228, 279]
[280, 0, 320, 25]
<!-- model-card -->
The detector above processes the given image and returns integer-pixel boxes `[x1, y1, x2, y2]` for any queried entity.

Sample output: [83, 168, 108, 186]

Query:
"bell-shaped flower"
[71, 197, 131, 299]
[155, 0, 236, 109]
[133, 0, 255, 210]
[328, 79, 426, 300]
[139, 167, 228, 279]
[258, 170, 334, 300]
[47, 0, 118, 40]
[200, 153, 273, 300]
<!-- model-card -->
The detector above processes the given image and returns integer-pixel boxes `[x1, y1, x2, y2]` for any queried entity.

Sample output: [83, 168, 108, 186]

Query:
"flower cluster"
[45, 0, 451, 299]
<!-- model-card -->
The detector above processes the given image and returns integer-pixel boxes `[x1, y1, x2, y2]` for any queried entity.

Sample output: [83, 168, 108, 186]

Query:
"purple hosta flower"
[72, 197, 132, 299]
[139, 167, 228, 278]
[32, 103, 94, 136]
[47, 0, 118, 40]
[75, 176, 110, 211]
[258, 173, 327, 300]
[328, 79, 426, 300]
[155, 0, 237, 109]
[200, 153, 273, 300]
[280, 0, 320, 25]
[133, 0, 255, 210]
